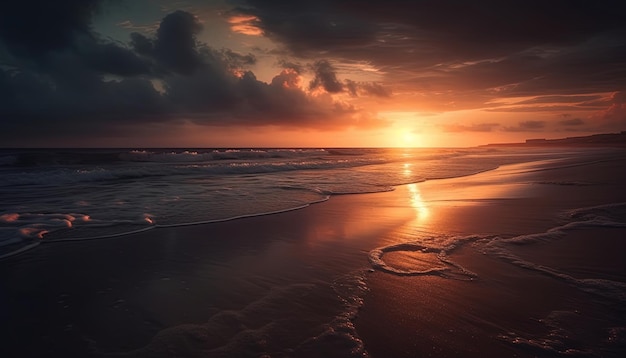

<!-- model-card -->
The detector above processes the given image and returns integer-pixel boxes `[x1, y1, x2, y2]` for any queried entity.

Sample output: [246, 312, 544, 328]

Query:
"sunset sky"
[1, 0, 625, 147]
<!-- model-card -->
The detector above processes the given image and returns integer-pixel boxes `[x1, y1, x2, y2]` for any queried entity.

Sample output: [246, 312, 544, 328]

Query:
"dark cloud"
[78, 40, 153, 76]
[0, 6, 385, 144]
[128, 10, 206, 75]
[129, 32, 154, 56]
[0, 0, 102, 57]
[153, 10, 204, 74]
[309, 60, 343, 93]
[236, 0, 626, 113]
[303, 60, 390, 98]
[232, 0, 377, 55]
[2, 0, 625, 145]
[236, 0, 624, 58]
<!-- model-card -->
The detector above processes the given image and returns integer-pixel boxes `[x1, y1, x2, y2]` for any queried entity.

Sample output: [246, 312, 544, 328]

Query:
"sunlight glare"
[407, 183, 429, 220]
[402, 132, 418, 147]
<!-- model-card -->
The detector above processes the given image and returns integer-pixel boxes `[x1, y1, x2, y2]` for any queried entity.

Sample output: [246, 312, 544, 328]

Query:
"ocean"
[0, 146, 606, 259]
[1, 146, 625, 357]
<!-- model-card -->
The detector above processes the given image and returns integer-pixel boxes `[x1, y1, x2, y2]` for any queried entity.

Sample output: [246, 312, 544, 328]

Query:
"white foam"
[119, 148, 330, 163]
[483, 202, 626, 302]
[567, 202, 626, 223]
[154, 196, 329, 228]
[368, 236, 479, 280]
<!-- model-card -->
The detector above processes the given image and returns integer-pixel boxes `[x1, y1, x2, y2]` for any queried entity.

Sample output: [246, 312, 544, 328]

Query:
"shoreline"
[356, 151, 626, 357]
[1, 149, 626, 357]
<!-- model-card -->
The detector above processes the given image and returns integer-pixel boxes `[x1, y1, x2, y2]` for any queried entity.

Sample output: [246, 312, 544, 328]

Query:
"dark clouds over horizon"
[1, 0, 625, 145]
[0, 1, 387, 143]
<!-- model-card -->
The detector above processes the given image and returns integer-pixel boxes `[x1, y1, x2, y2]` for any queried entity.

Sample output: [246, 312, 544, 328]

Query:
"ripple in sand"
[368, 241, 478, 281]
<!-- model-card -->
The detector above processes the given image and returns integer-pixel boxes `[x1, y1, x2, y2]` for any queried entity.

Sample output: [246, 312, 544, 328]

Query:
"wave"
[0, 148, 334, 169]
[0, 156, 389, 187]
[119, 148, 330, 163]
[483, 202, 626, 302]
[370, 201, 626, 356]
[368, 235, 480, 280]
[0, 197, 331, 260]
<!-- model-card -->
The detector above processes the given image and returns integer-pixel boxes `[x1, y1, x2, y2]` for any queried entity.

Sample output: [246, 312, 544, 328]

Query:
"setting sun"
[402, 132, 418, 147]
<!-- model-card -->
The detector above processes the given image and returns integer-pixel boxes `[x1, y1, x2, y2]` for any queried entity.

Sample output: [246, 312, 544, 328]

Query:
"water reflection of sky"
[407, 183, 429, 220]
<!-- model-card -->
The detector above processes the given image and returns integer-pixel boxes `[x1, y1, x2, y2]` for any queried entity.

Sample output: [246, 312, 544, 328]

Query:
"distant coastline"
[483, 131, 626, 147]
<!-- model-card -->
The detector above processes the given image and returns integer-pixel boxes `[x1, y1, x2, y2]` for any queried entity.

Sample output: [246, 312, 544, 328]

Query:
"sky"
[1, 0, 625, 147]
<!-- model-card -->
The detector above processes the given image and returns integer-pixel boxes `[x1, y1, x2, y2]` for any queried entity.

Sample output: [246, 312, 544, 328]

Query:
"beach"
[358, 155, 626, 357]
[1, 148, 626, 357]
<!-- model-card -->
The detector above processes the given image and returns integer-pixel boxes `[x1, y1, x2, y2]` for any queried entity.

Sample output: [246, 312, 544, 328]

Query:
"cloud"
[442, 123, 500, 132]
[236, 0, 624, 58]
[228, 14, 263, 36]
[117, 20, 159, 33]
[345, 79, 390, 97]
[0, 7, 387, 145]
[234, 0, 626, 113]
[309, 60, 343, 93]
[0, 0, 102, 57]
[232, 0, 377, 55]
[512, 95, 606, 106]
[559, 118, 585, 126]
[277, 59, 305, 73]
[153, 10, 204, 74]
[78, 40, 153, 77]
[2, 1, 625, 145]
[305, 60, 390, 98]
[128, 10, 206, 75]
[504, 120, 547, 132]
[594, 91, 626, 130]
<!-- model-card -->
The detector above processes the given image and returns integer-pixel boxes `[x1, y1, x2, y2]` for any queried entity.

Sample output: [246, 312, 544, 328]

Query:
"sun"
[402, 132, 418, 147]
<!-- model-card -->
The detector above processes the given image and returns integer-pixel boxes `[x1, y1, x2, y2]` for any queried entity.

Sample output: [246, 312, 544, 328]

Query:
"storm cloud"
[0, 2, 384, 144]
[235, 0, 626, 111]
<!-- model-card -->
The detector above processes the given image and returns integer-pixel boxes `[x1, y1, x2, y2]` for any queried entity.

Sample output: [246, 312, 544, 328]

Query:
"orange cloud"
[228, 15, 262, 36]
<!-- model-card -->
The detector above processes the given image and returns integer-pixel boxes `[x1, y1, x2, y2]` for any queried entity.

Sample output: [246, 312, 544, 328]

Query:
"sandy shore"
[1, 149, 626, 357]
[358, 152, 626, 357]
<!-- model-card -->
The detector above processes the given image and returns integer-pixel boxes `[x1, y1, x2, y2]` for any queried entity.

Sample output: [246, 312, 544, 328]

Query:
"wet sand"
[358, 152, 626, 357]
[1, 149, 626, 357]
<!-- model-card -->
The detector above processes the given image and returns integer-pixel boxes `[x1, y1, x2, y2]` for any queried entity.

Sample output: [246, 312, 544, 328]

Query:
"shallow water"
[1, 146, 614, 258]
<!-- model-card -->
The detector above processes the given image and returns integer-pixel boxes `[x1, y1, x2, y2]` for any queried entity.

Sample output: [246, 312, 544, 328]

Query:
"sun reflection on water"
[407, 183, 429, 220]
[403, 163, 412, 177]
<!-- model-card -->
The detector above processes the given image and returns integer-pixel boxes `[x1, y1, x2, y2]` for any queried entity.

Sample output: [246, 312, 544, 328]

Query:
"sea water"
[0, 146, 607, 258]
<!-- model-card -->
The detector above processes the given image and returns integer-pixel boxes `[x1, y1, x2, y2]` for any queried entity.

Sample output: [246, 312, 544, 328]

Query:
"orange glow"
[275, 68, 302, 89]
[228, 15, 262, 36]
[0, 213, 19, 223]
[230, 69, 245, 78]
[401, 132, 419, 147]
[19, 228, 49, 239]
[407, 183, 430, 221]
